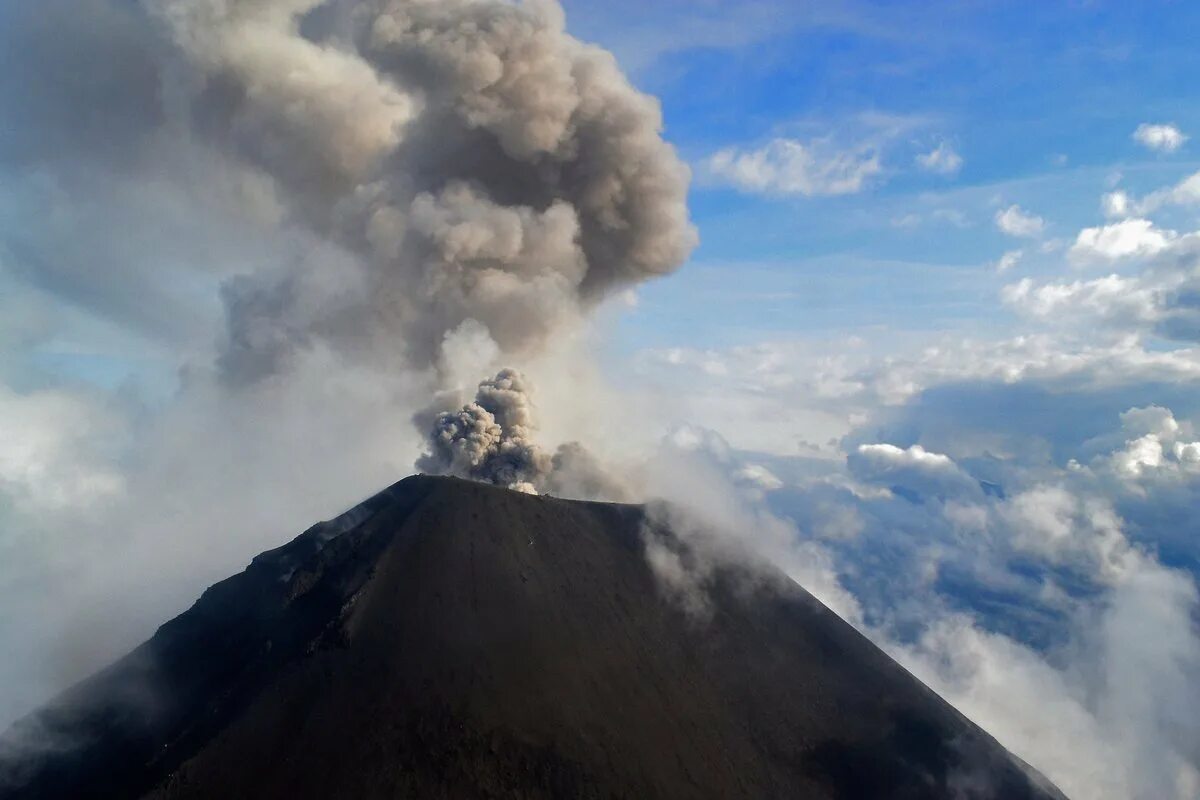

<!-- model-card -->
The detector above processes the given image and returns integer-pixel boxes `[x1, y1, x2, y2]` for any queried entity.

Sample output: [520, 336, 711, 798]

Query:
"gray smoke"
[144, 0, 696, 382]
[150, 0, 698, 489]
[417, 369, 549, 493]
[418, 369, 635, 498]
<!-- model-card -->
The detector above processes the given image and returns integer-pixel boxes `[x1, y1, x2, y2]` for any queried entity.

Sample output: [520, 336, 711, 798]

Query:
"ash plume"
[145, 0, 696, 383]
[417, 369, 550, 493]
[417, 369, 633, 499]
[148, 0, 698, 494]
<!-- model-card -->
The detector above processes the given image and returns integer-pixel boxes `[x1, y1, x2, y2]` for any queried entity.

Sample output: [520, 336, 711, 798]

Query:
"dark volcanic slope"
[0, 476, 1064, 800]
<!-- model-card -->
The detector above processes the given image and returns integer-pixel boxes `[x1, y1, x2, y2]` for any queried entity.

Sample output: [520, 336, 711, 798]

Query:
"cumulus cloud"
[849, 443, 981, 501]
[1176, 441, 1200, 465]
[995, 205, 1046, 238]
[1090, 406, 1200, 485]
[1003, 222, 1200, 342]
[1120, 405, 1183, 441]
[1069, 218, 1176, 263]
[996, 486, 1134, 578]
[1133, 123, 1189, 153]
[1003, 274, 1157, 328]
[705, 137, 882, 196]
[915, 141, 963, 175]
[782, 397, 1200, 797]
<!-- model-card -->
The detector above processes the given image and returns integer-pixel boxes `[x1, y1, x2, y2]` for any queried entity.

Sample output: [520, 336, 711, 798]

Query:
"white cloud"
[1002, 221, 1200, 342]
[1133, 123, 1189, 154]
[0, 386, 126, 512]
[1120, 405, 1182, 441]
[993, 249, 1023, 273]
[1102, 190, 1131, 218]
[803, 406, 1200, 798]
[891, 208, 971, 229]
[915, 141, 963, 175]
[1002, 274, 1158, 329]
[1109, 434, 1168, 479]
[995, 204, 1045, 238]
[1092, 406, 1200, 484]
[634, 313, 1200, 799]
[637, 333, 1200, 451]
[642, 433, 863, 624]
[1175, 441, 1200, 465]
[705, 137, 882, 196]
[898, 558, 1200, 800]
[1148, 170, 1200, 209]
[734, 463, 784, 491]
[849, 443, 980, 499]
[1069, 218, 1177, 263]
[1116, 170, 1200, 216]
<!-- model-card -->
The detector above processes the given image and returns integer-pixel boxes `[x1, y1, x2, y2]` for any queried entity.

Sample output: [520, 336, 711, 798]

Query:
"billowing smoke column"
[417, 369, 634, 498]
[142, 0, 696, 491]
[417, 369, 549, 493]
[148, 0, 696, 383]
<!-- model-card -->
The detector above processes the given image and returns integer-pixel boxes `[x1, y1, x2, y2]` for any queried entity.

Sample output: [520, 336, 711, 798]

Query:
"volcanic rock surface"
[0, 475, 1065, 799]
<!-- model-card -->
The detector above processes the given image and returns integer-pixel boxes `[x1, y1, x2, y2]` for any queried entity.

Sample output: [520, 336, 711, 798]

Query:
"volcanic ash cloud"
[418, 369, 635, 499]
[146, 0, 696, 383]
[417, 369, 548, 493]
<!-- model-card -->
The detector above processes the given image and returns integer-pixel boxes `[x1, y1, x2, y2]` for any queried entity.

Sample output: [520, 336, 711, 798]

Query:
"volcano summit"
[0, 476, 1063, 799]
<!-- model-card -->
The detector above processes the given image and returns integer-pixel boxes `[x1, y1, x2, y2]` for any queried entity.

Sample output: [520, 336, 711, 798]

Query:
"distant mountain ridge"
[0, 475, 1065, 799]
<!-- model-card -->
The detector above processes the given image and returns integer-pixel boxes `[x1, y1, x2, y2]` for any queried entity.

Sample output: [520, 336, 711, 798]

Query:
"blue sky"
[557, 0, 1200, 349]
[3, 2, 1200, 796]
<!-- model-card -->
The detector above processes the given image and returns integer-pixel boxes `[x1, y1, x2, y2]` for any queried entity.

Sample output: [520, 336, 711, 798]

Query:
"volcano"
[0, 476, 1063, 799]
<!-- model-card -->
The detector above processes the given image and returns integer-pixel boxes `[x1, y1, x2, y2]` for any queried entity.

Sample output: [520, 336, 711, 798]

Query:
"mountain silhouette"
[0, 475, 1064, 799]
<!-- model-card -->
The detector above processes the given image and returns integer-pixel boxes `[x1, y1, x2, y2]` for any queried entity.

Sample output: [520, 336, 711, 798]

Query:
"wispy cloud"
[1105, 170, 1200, 217]
[701, 113, 949, 198]
[915, 142, 963, 175]
[705, 138, 882, 197]
[993, 249, 1023, 273]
